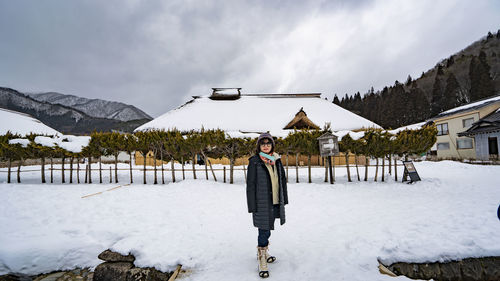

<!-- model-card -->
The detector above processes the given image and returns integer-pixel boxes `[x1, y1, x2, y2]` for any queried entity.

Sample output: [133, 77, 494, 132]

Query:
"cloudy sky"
[1, 0, 499, 117]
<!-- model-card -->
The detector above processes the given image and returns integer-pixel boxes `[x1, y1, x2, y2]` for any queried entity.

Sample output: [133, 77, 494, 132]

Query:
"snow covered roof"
[0, 108, 60, 136]
[436, 94, 500, 118]
[135, 93, 381, 137]
[35, 135, 91, 153]
[388, 121, 427, 134]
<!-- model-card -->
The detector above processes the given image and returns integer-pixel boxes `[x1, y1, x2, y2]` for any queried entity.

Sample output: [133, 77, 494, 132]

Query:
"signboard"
[317, 132, 339, 157]
[402, 161, 421, 183]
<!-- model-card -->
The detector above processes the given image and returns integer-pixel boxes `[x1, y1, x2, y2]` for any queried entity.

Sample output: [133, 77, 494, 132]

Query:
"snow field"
[0, 161, 499, 281]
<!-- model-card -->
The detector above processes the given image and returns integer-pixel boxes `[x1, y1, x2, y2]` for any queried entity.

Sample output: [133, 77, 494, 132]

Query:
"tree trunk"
[374, 158, 379, 182]
[191, 154, 197, 179]
[84, 164, 88, 184]
[285, 152, 289, 183]
[160, 152, 164, 184]
[41, 157, 46, 183]
[388, 155, 392, 175]
[395, 157, 398, 181]
[69, 157, 73, 184]
[109, 166, 112, 183]
[7, 158, 11, 183]
[308, 154, 312, 183]
[115, 154, 119, 183]
[17, 158, 23, 183]
[181, 156, 185, 180]
[50, 157, 54, 183]
[143, 152, 147, 184]
[223, 166, 226, 183]
[208, 159, 217, 182]
[99, 156, 102, 184]
[345, 152, 352, 182]
[364, 156, 368, 181]
[354, 154, 360, 181]
[88, 157, 92, 184]
[61, 157, 65, 183]
[77, 158, 80, 184]
[229, 157, 234, 184]
[153, 152, 158, 185]
[129, 152, 133, 184]
[382, 156, 385, 182]
[295, 153, 299, 183]
[204, 157, 208, 180]
[171, 158, 176, 183]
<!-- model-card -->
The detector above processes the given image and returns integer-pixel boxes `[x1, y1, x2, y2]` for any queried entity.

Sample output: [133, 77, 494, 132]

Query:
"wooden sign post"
[402, 161, 421, 184]
[318, 132, 339, 184]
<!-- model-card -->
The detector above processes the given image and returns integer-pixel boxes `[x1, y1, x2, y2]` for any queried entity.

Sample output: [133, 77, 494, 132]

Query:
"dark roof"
[434, 94, 500, 119]
[458, 109, 500, 136]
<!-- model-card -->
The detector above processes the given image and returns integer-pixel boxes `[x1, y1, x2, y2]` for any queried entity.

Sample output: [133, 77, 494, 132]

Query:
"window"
[437, 123, 448, 136]
[457, 138, 473, 149]
[462, 118, 474, 128]
[437, 142, 450, 150]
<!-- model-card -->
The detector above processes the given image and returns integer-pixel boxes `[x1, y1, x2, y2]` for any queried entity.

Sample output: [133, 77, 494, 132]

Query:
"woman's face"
[260, 139, 272, 154]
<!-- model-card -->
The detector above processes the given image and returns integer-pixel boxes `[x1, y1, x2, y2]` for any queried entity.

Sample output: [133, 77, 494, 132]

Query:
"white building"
[430, 95, 500, 160]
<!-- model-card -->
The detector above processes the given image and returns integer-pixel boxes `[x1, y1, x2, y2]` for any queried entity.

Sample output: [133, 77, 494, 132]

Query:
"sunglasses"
[260, 142, 272, 147]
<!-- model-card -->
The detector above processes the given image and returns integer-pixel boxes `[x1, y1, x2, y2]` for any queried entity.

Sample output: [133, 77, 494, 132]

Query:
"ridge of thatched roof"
[283, 108, 320, 130]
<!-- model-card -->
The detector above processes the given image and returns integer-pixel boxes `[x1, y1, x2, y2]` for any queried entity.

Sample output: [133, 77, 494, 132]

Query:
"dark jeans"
[258, 229, 271, 247]
[258, 205, 280, 247]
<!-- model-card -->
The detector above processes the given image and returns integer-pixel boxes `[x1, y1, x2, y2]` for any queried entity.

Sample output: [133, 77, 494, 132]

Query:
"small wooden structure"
[317, 132, 339, 184]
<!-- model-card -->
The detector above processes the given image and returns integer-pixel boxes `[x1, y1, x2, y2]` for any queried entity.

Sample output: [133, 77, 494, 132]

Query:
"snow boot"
[265, 244, 276, 263]
[257, 246, 269, 278]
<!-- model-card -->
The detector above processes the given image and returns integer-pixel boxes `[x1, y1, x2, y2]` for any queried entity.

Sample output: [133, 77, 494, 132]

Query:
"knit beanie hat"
[257, 132, 275, 151]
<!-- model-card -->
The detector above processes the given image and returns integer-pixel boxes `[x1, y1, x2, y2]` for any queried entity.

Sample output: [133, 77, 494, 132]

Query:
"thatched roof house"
[0, 108, 60, 136]
[136, 89, 380, 137]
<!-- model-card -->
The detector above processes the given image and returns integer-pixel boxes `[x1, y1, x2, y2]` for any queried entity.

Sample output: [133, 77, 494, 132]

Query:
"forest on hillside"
[334, 30, 500, 129]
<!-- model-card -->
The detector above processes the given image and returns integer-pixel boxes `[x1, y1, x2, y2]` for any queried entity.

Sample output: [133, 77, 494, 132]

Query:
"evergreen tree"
[469, 51, 495, 101]
[442, 73, 461, 110]
[430, 75, 444, 115]
[333, 94, 340, 105]
[405, 75, 413, 86]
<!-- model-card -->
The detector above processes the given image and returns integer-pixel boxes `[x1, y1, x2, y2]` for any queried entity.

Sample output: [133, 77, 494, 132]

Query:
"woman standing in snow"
[246, 133, 288, 278]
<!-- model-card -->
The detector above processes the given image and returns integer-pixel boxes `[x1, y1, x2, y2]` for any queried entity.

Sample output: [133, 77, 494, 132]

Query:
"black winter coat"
[246, 154, 288, 230]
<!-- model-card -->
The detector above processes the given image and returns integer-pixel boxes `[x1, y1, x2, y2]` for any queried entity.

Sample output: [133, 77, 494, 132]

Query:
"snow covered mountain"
[28, 92, 151, 122]
[0, 87, 151, 134]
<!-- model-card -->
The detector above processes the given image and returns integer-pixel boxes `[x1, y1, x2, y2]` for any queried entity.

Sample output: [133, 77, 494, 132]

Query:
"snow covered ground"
[0, 161, 499, 280]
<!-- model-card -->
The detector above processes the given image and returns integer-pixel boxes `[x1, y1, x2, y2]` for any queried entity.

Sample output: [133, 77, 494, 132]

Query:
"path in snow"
[0, 161, 499, 281]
